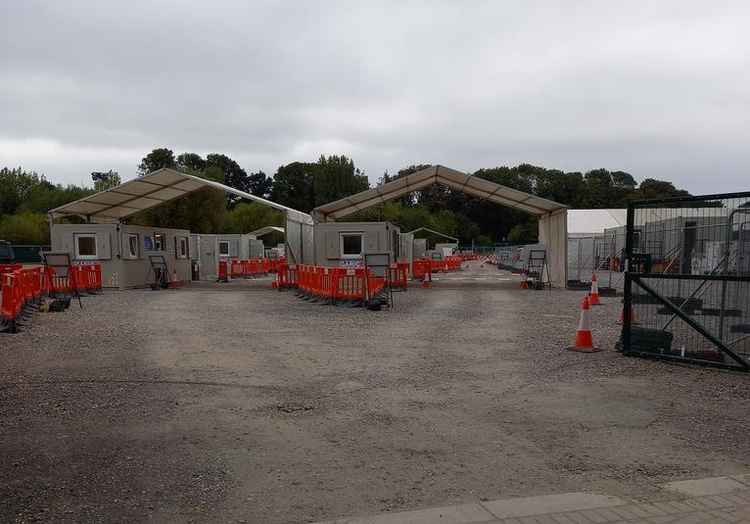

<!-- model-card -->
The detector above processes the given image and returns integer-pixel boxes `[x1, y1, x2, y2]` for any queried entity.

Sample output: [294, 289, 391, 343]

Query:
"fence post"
[622, 203, 634, 354]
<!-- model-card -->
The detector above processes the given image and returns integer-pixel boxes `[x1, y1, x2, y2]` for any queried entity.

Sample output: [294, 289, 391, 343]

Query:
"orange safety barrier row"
[274, 263, 298, 289]
[412, 258, 432, 280]
[419, 256, 464, 274]
[0, 263, 102, 333]
[387, 262, 409, 290]
[0, 263, 23, 276]
[221, 257, 286, 281]
[274, 263, 397, 305]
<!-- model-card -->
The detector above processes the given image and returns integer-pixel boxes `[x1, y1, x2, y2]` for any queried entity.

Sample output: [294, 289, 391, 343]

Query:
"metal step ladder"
[526, 249, 551, 291]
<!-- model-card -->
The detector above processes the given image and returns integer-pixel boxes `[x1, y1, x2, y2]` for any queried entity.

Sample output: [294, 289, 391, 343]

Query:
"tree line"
[0, 147, 691, 245]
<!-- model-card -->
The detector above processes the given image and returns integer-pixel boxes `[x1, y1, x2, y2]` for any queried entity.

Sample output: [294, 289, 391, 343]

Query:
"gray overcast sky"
[1, 1, 748, 193]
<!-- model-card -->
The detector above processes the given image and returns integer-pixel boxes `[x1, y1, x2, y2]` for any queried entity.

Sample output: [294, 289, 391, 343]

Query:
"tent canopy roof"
[49, 168, 313, 225]
[312, 165, 567, 221]
[248, 225, 285, 237]
[406, 227, 459, 243]
[567, 209, 627, 235]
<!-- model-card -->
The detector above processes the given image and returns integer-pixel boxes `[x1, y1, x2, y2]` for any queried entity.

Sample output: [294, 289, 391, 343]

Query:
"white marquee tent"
[48, 168, 315, 264]
[312, 165, 569, 286]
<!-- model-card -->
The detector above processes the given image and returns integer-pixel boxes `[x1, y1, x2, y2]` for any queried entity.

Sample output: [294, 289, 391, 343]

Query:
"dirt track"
[2, 265, 749, 523]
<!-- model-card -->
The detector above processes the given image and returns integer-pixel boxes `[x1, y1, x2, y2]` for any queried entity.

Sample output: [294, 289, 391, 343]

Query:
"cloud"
[1, 1, 749, 193]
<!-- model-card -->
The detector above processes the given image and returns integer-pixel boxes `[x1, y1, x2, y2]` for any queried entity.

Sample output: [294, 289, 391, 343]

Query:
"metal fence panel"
[567, 236, 594, 286]
[622, 193, 750, 370]
[10, 245, 49, 263]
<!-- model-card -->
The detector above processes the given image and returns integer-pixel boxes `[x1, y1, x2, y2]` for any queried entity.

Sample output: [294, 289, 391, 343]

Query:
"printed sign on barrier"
[339, 258, 362, 268]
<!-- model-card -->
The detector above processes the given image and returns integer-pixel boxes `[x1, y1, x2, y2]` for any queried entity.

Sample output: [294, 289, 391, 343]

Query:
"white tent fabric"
[567, 209, 626, 236]
[538, 209, 568, 287]
[313, 165, 567, 221]
[406, 227, 459, 243]
[49, 168, 313, 225]
[312, 165, 569, 287]
[248, 226, 285, 237]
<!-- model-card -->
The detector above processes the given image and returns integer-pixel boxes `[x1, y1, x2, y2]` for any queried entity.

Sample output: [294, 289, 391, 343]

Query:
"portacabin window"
[144, 235, 154, 251]
[219, 240, 230, 256]
[127, 233, 139, 259]
[154, 233, 165, 251]
[75, 234, 97, 260]
[340, 232, 363, 258]
[175, 236, 188, 259]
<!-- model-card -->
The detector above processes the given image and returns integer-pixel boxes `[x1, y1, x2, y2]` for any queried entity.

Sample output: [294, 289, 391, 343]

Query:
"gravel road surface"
[2, 264, 749, 523]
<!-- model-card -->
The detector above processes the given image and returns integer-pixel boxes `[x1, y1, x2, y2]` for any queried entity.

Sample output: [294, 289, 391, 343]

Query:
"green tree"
[130, 165, 227, 232]
[270, 162, 318, 212]
[176, 152, 207, 173]
[612, 170, 637, 188]
[247, 170, 273, 198]
[0, 212, 50, 244]
[224, 202, 284, 233]
[22, 182, 93, 214]
[206, 153, 250, 201]
[138, 147, 176, 175]
[0, 167, 43, 215]
[91, 170, 121, 192]
[634, 179, 690, 200]
[313, 155, 369, 206]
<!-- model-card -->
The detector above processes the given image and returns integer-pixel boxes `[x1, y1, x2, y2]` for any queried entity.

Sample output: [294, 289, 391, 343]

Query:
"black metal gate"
[622, 192, 750, 371]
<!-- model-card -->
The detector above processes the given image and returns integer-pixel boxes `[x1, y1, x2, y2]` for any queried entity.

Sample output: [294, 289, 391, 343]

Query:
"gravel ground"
[1, 262, 749, 523]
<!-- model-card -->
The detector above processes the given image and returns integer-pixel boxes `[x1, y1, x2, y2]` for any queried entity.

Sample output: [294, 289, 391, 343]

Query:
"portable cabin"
[50, 223, 192, 289]
[413, 238, 427, 259]
[314, 221, 401, 267]
[434, 242, 459, 258]
[189, 233, 262, 281]
[566, 209, 627, 286]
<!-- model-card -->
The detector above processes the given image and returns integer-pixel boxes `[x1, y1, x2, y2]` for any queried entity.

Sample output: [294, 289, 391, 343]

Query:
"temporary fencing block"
[275, 263, 390, 308]
[0, 263, 103, 333]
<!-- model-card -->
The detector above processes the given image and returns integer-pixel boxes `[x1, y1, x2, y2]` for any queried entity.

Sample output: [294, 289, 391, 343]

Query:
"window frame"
[175, 236, 189, 259]
[153, 233, 165, 251]
[126, 233, 140, 259]
[340, 232, 364, 259]
[218, 240, 230, 257]
[74, 233, 98, 260]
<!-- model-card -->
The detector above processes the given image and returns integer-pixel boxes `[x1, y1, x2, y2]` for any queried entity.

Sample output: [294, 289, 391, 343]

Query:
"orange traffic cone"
[589, 273, 601, 305]
[567, 296, 601, 353]
[520, 271, 529, 289]
[169, 269, 181, 288]
[421, 270, 432, 288]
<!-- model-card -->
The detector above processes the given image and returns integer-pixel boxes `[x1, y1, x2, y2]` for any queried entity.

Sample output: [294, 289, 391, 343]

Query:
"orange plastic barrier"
[219, 258, 278, 281]
[412, 258, 432, 280]
[276, 264, 391, 305]
[0, 263, 22, 276]
[0, 263, 102, 333]
[387, 263, 408, 289]
[218, 260, 229, 282]
[275, 263, 298, 289]
[445, 256, 462, 271]
[230, 260, 243, 278]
